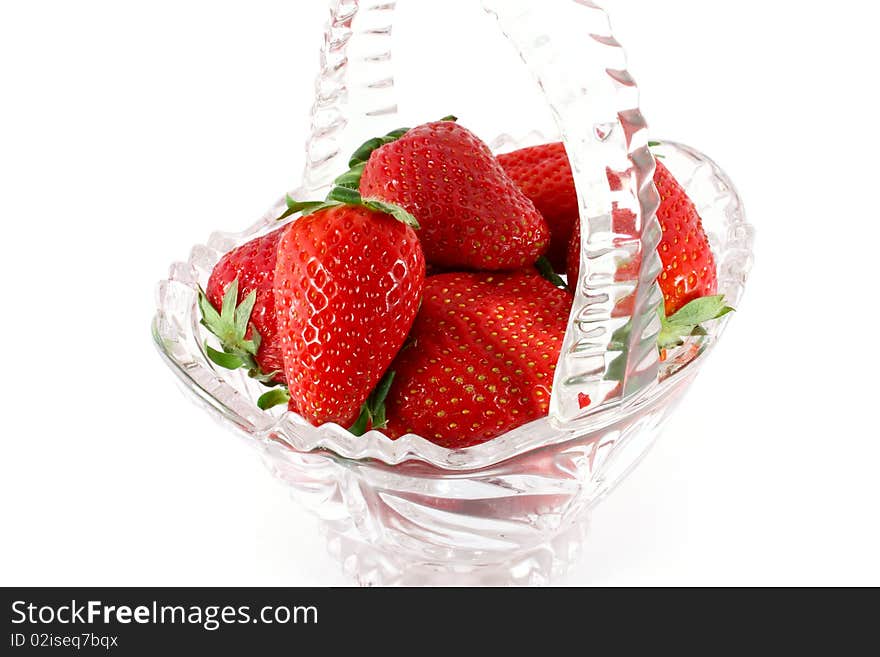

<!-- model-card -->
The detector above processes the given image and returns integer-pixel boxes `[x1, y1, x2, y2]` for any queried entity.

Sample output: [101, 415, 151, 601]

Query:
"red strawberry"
[383, 271, 573, 448]
[651, 159, 718, 314]
[497, 142, 577, 271]
[566, 159, 717, 316]
[274, 204, 425, 429]
[358, 121, 549, 271]
[203, 227, 285, 383]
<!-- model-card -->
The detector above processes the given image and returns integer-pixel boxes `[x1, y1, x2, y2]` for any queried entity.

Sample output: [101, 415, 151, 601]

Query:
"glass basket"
[152, 0, 753, 585]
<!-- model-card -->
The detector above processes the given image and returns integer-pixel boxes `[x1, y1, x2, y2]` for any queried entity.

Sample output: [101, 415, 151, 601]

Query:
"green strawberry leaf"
[199, 280, 298, 411]
[257, 387, 291, 410]
[332, 162, 367, 191]
[199, 283, 258, 359]
[205, 343, 245, 370]
[603, 295, 734, 383]
[535, 256, 567, 289]
[667, 295, 732, 326]
[220, 277, 238, 321]
[349, 370, 396, 436]
[362, 198, 420, 229]
[284, 192, 419, 230]
[234, 289, 257, 339]
[197, 287, 222, 329]
[349, 406, 371, 437]
[369, 370, 396, 421]
[304, 201, 344, 217]
[349, 128, 409, 168]
[251, 370, 281, 386]
[327, 185, 365, 206]
[658, 295, 734, 349]
[197, 281, 285, 394]
[277, 196, 328, 221]
[371, 405, 387, 430]
[278, 197, 344, 221]
[348, 138, 389, 168]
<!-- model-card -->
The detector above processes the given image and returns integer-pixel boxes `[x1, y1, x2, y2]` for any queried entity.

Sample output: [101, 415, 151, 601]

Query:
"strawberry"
[383, 271, 573, 448]
[566, 158, 731, 350]
[497, 142, 578, 271]
[200, 227, 285, 384]
[499, 141, 720, 317]
[356, 120, 550, 271]
[651, 159, 719, 315]
[273, 202, 425, 430]
[565, 159, 717, 316]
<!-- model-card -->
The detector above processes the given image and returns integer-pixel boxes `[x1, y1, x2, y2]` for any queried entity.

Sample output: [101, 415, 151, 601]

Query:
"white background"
[2, 0, 878, 586]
